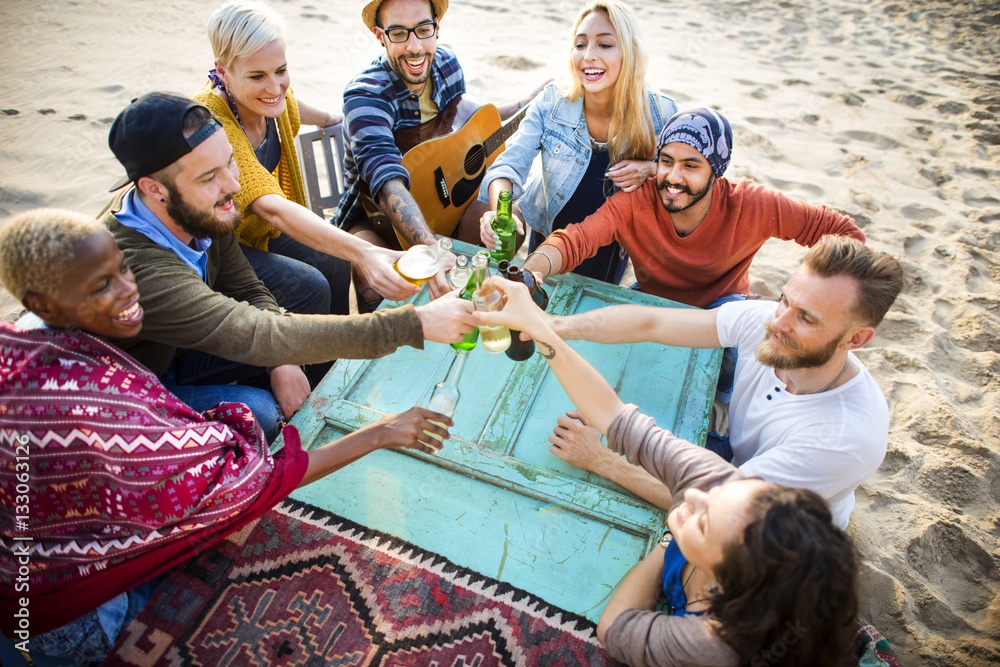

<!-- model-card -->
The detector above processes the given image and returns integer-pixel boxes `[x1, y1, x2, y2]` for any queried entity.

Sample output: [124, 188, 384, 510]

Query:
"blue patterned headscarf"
[657, 108, 733, 178]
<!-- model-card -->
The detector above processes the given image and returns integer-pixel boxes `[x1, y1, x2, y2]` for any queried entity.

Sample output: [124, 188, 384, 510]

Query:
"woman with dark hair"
[474, 277, 860, 667]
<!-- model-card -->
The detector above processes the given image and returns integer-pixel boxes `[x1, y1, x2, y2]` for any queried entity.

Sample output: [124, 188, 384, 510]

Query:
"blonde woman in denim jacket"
[479, 0, 676, 284]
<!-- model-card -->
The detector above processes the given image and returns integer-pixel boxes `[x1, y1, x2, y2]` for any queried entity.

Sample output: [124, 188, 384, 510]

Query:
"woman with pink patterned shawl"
[0, 209, 450, 664]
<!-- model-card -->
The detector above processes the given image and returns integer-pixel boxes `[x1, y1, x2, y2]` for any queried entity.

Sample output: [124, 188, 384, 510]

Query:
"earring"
[707, 584, 720, 595]
[160, 198, 165, 203]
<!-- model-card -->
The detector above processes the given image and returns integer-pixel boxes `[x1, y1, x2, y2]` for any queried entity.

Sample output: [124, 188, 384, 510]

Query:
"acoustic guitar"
[389, 96, 529, 249]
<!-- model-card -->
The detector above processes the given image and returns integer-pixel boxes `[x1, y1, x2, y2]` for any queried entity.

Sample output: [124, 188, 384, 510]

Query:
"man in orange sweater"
[521, 106, 864, 402]
[521, 107, 864, 308]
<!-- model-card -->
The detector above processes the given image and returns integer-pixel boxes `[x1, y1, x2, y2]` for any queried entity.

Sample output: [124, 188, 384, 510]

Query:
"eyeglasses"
[380, 20, 437, 43]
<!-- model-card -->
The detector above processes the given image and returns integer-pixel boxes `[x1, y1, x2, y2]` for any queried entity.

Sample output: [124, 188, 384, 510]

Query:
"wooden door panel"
[289, 243, 721, 620]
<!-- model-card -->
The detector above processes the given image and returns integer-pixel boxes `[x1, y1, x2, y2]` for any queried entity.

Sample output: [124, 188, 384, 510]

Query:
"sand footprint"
[965, 250, 998, 296]
[914, 458, 984, 508]
[898, 204, 944, 222]
[492, 56, 542, 71]
[870, 311, 927, 347]
[763, 176, 823, 199]
[962, 188, 1000, 209]
[838, 129, 903, 150]
[931, 298, 953, 329]
[906, 520, 998, 628]
[903, 236, 932, 258]
[744, 117, 784, 128]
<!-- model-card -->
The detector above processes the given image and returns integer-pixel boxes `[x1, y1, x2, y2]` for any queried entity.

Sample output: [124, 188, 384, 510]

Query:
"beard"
[164, 181, 242, 240]
[658, 175, 714, 213]
[387, 49, 436, 87]
[755, 321, 844, 370]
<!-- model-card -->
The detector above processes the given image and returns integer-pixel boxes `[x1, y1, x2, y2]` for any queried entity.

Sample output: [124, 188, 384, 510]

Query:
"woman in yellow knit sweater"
[194, 0, 419, 315]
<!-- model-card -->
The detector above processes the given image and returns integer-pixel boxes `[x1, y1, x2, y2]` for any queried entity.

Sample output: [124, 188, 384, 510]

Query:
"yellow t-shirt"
[419, 80, 438, 123]
[360, 81, 440, 228]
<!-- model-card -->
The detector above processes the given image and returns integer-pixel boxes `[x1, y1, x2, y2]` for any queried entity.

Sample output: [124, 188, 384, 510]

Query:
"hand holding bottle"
[359, 246, 421, 301]
[478, 211, 524, 251]
[426, 253, 458, 300]
[473, 280, 511, 353]
[415, 290, 477, 344]
[472, 277, 552, 342]
[364, 406, 452, 455]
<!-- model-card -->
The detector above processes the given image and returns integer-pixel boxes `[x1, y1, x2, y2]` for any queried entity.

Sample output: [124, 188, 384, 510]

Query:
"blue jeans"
[242, 233, 351, 316]
[706, 432, 734, 463]
[160, 363, 283, 443]
[11, 576, 164, 666]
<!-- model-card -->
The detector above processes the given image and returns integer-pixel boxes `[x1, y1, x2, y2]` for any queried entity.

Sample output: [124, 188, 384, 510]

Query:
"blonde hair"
[802, 235, 904, 328]
[208, 0, 286, 69]
[559, 0, 656, 165]
[0, 209, 104, 300]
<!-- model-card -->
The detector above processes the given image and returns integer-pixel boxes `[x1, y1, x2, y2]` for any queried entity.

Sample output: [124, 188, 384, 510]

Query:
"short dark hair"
[802, 235, 904, 328]
[148, 106, 217, 186]
[710, 486, 859, 667]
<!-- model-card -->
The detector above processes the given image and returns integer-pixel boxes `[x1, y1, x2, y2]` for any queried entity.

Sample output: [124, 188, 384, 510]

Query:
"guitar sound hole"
[464, 145, 486, 175]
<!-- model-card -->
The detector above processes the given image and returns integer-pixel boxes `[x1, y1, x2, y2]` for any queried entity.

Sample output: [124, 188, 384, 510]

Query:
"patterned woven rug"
[104, 497, 621, 666]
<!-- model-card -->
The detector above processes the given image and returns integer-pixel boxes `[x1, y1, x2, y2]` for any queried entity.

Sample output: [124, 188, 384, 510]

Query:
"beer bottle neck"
[497, 195, 512, 218]
[446, 348, 469, 385]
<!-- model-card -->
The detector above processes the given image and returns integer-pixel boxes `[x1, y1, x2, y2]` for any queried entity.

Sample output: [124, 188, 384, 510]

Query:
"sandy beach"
[1, 0, 998, 664]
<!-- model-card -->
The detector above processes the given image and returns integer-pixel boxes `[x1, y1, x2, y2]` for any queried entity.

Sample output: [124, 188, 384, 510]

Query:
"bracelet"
[526, 251, 553, 275]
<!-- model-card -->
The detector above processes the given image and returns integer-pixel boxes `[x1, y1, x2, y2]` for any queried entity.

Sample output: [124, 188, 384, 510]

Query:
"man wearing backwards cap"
[336, 0, 546, 308]
[101, 92, 476, 441]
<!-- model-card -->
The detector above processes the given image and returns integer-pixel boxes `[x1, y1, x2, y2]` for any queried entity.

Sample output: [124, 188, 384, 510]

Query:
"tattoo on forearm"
[537, 340, 556, 359]
[378, 179, 434, 246]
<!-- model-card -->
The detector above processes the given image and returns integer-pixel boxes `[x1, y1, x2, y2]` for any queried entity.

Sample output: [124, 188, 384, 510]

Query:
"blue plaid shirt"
[336, 46, 465, 228]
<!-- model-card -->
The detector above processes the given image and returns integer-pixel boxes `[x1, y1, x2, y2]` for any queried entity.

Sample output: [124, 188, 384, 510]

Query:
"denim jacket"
[479, 83, 677, 236]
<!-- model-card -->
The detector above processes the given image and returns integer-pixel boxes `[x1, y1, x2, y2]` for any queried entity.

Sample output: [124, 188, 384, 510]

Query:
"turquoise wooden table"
[287, 246, 721, 622]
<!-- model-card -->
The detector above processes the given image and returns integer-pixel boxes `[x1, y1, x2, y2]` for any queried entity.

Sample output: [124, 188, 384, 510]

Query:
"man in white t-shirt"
[545, 235, 904, 528]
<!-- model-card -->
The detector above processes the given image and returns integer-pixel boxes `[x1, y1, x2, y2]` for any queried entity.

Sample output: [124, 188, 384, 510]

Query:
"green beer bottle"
[490, 189, 516, 263]
[450, 251, 489, 352]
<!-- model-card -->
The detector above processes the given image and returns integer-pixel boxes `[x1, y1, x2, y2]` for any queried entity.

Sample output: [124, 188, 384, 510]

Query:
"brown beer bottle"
[521, 267, 549, 310]
[503, 264, 536, 361]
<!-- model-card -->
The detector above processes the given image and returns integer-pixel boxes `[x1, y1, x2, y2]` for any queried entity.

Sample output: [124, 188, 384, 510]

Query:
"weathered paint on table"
[287, 249, 721, 622]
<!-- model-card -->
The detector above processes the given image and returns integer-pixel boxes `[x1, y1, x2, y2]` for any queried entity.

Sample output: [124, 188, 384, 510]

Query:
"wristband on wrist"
[526, 250, 553, 276]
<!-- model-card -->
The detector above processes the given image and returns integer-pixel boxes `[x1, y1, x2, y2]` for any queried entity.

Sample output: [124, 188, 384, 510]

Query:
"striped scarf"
[0, 323, 308, 635]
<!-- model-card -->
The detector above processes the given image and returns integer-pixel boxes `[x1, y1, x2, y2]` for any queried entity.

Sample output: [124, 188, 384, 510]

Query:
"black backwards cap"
[108, 92, 221, 191]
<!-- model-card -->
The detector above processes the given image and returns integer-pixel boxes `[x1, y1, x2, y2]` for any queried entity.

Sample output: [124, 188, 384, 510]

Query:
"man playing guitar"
[338, 0, 545, 308]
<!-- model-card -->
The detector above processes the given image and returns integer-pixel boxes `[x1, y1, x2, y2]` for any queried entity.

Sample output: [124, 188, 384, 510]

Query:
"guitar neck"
[483, 104, 530, 155]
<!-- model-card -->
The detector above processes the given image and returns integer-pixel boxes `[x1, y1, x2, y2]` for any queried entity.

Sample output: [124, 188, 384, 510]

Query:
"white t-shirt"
[716, 300, 889, 529]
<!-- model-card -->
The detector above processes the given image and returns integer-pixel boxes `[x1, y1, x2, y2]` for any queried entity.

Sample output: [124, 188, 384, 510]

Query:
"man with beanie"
[521, 107, 865, 310]
[521, 106, 865, 403]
